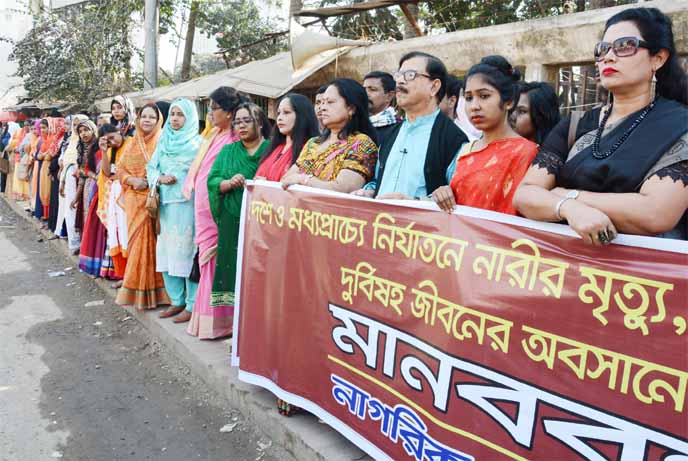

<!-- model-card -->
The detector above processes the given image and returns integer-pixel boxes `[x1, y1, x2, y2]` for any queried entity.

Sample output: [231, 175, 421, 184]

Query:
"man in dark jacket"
[353, 52, 467, 200]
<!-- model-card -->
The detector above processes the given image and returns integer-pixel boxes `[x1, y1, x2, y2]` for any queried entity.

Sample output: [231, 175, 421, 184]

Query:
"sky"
[0, 0, 289, 107]
[0, 0, 33, 107]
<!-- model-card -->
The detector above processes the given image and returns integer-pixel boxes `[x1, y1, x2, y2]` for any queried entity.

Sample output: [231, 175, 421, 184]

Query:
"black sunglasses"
[594, 36, 650, 62]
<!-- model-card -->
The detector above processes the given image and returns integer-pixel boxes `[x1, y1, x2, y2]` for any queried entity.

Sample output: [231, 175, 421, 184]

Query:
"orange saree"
[114, 113, 170, 310]
[38, 118, 66, 218]
[450, 137, 538, 216]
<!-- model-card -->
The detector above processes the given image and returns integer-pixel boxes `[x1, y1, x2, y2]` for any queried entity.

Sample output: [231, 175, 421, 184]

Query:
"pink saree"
[184, 129, 238, 339]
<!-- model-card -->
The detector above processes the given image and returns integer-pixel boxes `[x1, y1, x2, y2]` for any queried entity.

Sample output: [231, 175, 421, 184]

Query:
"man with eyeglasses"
[353, 51, 467, 200]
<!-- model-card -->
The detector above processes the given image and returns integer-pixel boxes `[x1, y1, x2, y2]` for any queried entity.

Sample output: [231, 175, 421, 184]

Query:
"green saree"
[208, 140, 268, 306]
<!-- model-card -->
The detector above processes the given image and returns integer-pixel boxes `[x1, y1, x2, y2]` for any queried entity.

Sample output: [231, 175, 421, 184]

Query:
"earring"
[650, 70, 657, 101]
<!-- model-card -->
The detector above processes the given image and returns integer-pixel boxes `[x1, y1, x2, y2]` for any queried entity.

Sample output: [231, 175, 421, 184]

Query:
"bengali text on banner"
[231, 181, 688, 461]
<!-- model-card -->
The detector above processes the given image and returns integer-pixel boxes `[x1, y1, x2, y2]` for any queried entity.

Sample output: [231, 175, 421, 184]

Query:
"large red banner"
[232, 182, 688, 461]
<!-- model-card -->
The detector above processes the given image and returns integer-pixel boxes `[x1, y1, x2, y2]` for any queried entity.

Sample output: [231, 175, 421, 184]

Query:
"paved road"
[0, 199, 294, 461]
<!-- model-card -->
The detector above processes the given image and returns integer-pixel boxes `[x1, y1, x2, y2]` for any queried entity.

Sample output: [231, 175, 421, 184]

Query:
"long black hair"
[465, 55, 521, 109]
[154, 101, 171, 124]
[605, 7, 687, 105]
[318, 78, 378, 145]
[517, 82, 561, 144]
[263, 94, 319, 164]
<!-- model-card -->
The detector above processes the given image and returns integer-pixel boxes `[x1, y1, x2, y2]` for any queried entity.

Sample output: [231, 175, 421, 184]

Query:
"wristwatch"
[554, 190, 579, 221]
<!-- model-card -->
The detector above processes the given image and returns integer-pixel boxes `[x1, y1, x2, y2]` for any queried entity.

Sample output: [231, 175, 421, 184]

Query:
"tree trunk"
[180, 0, 199, 82]
[401, 3, 420, 39]
[289, 0, 303, 21]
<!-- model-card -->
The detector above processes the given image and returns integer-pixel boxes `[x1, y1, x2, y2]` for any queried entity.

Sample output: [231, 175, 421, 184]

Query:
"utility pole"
[143, 0, 159, 89]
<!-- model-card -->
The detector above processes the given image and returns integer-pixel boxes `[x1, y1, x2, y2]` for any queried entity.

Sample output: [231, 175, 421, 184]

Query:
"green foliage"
[423, 0, 631, 32]
[9, 0, 137, 103]
[319, 0, 403, 41]
[195, 0, 286, 67]
[423, 0, 523, 31]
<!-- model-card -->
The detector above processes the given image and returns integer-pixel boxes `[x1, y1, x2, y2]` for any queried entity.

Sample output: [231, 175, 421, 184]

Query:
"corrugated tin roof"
[94, 47, 355, 111]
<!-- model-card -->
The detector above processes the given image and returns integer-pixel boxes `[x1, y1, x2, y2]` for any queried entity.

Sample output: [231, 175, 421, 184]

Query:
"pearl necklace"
[592, 100, 655, 160]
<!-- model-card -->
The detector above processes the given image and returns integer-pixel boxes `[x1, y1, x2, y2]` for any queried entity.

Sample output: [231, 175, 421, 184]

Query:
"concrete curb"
[1, 195, 371, 461]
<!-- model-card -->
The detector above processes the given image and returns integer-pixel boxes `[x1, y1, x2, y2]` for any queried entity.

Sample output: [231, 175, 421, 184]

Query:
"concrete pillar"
[524, 64, 558, 84]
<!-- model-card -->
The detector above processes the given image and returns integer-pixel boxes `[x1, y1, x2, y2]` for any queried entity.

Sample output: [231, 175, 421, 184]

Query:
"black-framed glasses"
[232, 117, 254, 127]
[393, 70, 432, 82]
[594, 36, 650, 61]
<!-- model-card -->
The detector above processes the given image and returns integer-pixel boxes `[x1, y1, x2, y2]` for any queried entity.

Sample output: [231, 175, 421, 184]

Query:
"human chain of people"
[0, 4, 686, 460]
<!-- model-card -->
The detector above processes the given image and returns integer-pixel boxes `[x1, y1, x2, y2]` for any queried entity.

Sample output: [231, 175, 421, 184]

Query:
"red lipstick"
[602, 68, 618, 76]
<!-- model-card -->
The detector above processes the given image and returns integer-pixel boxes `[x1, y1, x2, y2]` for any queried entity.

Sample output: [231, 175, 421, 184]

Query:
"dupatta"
[116, 107, 164, 203]
[147, 98, 202, 205]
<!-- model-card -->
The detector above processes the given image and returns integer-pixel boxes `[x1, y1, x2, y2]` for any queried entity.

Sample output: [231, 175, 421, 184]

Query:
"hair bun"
[480, 55, 520, 82]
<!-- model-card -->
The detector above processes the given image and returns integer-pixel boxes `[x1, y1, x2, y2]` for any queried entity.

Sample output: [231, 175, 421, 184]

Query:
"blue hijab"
[156, 98, 202, 161]
[147, 98, 203, 204]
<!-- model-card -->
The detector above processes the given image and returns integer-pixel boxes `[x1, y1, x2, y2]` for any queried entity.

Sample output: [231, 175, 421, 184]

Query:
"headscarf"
[154, 98, 202, 164]
[76, 120, 98, 171]
[29, 120, 42, 155]
[39, 118, 66, 157]
[111, 95, 136, 135]
[6, 124, 25, 152]
[116, 104, 164, 206]
[33, 119, 42, 137]
[7, 122, 20, 137]
[76, 119, 98, 138]
[61, 114, 90, 177]
[147, 98, 202, 205]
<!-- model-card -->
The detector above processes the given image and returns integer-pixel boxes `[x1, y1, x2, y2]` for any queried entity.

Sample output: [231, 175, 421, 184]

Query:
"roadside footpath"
[1, 194, 373, 461]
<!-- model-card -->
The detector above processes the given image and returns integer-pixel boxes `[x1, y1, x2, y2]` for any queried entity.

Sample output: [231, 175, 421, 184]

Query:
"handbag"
[188, 249, 201, 283]
[0, 156, 9, 175]
[145, 178, 161, 234]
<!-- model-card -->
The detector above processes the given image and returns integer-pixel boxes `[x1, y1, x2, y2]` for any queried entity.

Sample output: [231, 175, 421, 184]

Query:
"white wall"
[0, 0, 34, 107]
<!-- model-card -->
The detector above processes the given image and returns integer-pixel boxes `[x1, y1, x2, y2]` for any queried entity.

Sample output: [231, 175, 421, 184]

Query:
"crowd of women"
[1, 6, 686, 414]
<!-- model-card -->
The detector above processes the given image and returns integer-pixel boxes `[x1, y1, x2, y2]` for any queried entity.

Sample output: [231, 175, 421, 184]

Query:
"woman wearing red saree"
[432, 56, 538, 215]
[255, 93, 319, 182]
